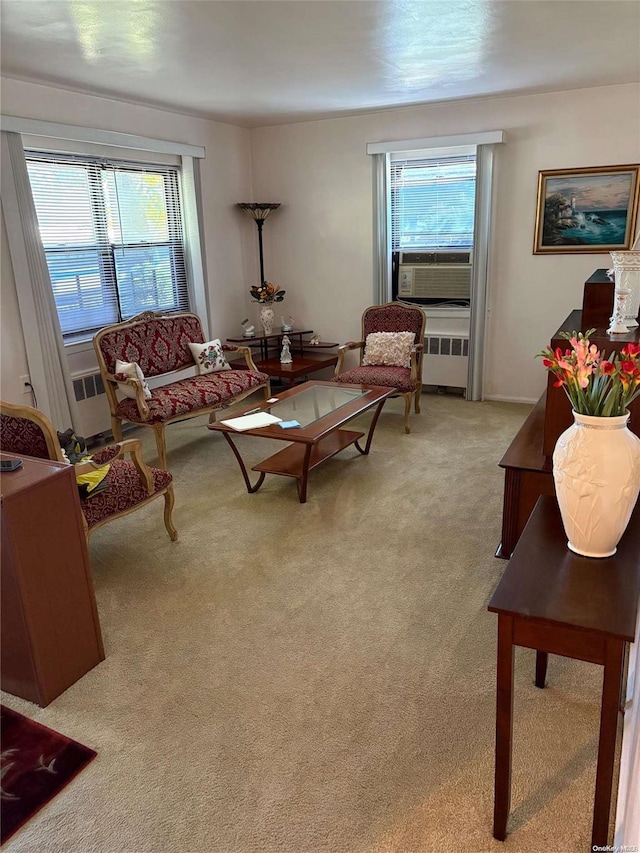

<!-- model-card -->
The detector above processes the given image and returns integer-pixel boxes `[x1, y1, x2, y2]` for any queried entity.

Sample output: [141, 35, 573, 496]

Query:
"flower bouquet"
[537, 330, 640, 417]
[249, 282, 285, 303]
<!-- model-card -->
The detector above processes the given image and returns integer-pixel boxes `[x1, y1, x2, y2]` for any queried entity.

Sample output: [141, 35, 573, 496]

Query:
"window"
[25, 152, 189, 342]
[390, 154, 476, 250]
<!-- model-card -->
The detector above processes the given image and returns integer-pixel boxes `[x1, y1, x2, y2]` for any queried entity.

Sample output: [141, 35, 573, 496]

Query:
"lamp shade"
[237, 203, 281, 221]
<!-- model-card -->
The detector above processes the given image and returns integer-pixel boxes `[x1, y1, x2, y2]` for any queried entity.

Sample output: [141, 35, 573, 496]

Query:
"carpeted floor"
[1, 393, 606, 852]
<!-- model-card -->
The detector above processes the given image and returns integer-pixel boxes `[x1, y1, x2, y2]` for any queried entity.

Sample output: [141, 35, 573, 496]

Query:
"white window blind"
[25, 151, 189, 341]
[390, 154, 477, 251]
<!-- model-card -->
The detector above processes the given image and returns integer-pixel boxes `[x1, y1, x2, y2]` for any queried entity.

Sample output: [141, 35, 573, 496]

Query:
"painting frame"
[533, 164, 640, 254]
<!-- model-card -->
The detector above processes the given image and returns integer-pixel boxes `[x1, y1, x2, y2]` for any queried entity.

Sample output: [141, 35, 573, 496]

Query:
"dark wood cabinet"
[497, 272, 640, 558]
[1, 454, 104, 706]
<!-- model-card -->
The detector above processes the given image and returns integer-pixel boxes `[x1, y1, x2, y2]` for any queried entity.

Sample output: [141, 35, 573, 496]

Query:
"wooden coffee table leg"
[296, 444, 313, 504]
[591, 638, 625, 847]
[221, 433, 266, 494]
[355, 400, 388, 455]
[493, 613, 515, 841]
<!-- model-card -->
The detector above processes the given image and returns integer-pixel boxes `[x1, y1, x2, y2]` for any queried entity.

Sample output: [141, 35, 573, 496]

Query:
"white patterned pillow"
[188, 339, 231, 375]
[115, 359, 152, 400]
[362, 332, 415, 367]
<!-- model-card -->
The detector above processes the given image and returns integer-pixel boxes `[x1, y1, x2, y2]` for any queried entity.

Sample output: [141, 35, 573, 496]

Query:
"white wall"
[0, 77, 255, 415]
[3, 79, 640, 409]
[248, 83, 640, 402]
[0, 206, 30, 402]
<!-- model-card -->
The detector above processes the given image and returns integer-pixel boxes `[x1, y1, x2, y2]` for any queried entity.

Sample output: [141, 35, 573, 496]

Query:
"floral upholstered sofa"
[94, 311, 270, 468]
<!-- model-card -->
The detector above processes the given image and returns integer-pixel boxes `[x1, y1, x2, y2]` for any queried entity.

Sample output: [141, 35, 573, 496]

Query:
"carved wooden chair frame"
[0, 400, 177, 542]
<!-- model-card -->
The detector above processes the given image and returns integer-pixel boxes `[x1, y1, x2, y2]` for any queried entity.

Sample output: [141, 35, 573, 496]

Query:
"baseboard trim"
[483, 394, 539, 405]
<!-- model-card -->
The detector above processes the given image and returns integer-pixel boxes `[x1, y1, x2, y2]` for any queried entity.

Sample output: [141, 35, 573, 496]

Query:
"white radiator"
[71, 370, 112, 438]
[422, 336, 469, 389]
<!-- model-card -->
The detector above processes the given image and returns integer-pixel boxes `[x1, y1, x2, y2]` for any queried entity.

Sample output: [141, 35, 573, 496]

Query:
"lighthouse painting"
[533, 164, 640, 254]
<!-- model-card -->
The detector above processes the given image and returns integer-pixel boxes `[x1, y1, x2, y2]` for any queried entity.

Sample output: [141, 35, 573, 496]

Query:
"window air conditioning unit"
[398, 251, 472, 301]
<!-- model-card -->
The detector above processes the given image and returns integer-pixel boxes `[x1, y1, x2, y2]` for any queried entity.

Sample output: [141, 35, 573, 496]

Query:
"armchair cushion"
[188, 338, 231, 375]
[115, 359, 152, 400]
[81, 461, 173, 529]
[362, 331, 415, 367]
[115, 370, 268, 425]
[333, 365, 418, 393]
[0, 415, 50, 459]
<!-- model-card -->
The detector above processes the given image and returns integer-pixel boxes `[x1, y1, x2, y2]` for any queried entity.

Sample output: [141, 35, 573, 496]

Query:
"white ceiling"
[1, 0, 639, 128]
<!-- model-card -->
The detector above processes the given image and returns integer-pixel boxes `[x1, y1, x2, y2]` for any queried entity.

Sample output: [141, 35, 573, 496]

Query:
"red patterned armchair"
[332, 302, 426, 433]
[94, 311, 270, 468]
[0, 400, 177, 542]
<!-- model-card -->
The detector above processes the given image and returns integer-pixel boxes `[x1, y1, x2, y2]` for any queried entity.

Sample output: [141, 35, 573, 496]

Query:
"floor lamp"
[237, 203, 281, 285]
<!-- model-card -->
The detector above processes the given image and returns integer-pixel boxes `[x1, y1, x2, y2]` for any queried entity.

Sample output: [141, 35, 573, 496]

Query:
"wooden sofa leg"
[264, 381, 272, 400]
[111, 417, 123, 442]
[415, 387, 421, 413]
[404, 394, 412, 434]
[153, 424, 168, 469]
[163, 484, 178, 541]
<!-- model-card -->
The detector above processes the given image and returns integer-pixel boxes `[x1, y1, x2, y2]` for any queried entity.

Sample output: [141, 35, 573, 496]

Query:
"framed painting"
[533, 164, 640, 254]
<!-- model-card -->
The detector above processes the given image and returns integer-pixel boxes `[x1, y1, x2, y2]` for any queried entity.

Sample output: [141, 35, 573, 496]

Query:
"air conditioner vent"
[399, 264, 471, 300]
[400, 251, 471, 265]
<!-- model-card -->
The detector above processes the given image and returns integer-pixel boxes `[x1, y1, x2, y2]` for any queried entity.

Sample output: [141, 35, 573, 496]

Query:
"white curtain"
[0, 130, 79, 430]
[466, 142, 497, 401]
[372, 152, 391, 304]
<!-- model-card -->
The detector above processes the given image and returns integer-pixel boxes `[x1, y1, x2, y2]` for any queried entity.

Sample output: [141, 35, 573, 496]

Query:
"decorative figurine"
[280, 335, 293, 364]
[281, 315, 294, 332]
[309, 333, 320, 345]
[241, 318, 255, 337]
[607, 288, 631, 334]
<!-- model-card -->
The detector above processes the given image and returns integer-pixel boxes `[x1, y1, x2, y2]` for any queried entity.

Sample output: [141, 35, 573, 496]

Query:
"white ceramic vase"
[259, 304, 275, 336]
[610, 250, 640, 328]
[553, 411, 640, 557]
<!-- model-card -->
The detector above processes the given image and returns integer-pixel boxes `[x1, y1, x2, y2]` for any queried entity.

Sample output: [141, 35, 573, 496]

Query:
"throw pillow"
[362, 331, 415, 367]
[114, 359, 152, 400]
[188, 339, 231, 375]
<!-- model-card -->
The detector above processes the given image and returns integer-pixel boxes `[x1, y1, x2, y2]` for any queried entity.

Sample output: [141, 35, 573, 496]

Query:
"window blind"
[25, 152, 189, 341]
[390, 154, 476, 251]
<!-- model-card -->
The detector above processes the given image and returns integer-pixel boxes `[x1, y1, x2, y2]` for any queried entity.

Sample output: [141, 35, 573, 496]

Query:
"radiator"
[71, 370, 112, 438]
[422, 336, 469, 389]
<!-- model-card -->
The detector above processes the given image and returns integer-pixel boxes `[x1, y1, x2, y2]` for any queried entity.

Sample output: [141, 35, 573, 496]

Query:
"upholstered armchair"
[0, 400, 177, 542]
[332, 302, 426, 433]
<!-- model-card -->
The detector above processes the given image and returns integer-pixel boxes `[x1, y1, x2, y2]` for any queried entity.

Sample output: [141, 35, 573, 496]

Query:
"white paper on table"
[220, 412, 282, 431]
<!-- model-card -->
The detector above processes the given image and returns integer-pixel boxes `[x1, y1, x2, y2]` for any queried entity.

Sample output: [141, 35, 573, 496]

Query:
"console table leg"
[591, 638, 625, 847]
[493, 614, 515, 841]
[535, 651, 548, 688]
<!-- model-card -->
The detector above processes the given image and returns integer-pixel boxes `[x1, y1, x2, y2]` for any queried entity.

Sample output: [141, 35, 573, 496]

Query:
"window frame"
[25, 150, 191, 344]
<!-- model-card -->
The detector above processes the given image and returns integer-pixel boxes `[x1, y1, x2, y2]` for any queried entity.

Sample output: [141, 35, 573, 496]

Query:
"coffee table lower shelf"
[252, 428, 364, 480]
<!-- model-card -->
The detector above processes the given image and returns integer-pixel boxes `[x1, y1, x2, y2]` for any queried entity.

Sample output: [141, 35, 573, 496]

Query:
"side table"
[226, 329, 339, 386]
[488, 495, 640, 847]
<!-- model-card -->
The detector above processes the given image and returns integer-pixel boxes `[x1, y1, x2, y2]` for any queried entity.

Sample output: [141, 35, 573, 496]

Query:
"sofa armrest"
[109, 372, 151, 419]
[223, 344, 260, 372]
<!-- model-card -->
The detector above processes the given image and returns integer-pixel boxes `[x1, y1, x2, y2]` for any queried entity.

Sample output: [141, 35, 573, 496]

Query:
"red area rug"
[1, 706, 96, 845]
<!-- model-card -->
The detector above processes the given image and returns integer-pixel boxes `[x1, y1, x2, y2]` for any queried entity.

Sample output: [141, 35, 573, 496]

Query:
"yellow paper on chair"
[76, 462, 110, 498]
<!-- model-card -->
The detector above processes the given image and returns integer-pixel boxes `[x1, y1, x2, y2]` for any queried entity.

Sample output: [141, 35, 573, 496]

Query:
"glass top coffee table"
[208, 381, 393, 503]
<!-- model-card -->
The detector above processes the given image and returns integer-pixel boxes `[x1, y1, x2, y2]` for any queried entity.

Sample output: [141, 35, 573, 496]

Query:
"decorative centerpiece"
[538, 331, 640, 557]
[250, 282, 286, 336]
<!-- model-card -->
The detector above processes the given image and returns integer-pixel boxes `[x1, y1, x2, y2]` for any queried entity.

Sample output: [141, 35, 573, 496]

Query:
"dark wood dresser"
[1, 454, 104, 706]
[497, 272, 640, 558]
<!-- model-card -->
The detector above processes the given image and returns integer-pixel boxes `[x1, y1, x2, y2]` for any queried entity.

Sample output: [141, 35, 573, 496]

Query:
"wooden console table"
[489, 496, 640, 848]
[1, 454, 104, 706]
[227, 329, 339, 386]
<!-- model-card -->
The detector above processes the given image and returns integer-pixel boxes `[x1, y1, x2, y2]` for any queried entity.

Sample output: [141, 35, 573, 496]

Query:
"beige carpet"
[2, 393, 606, 852]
